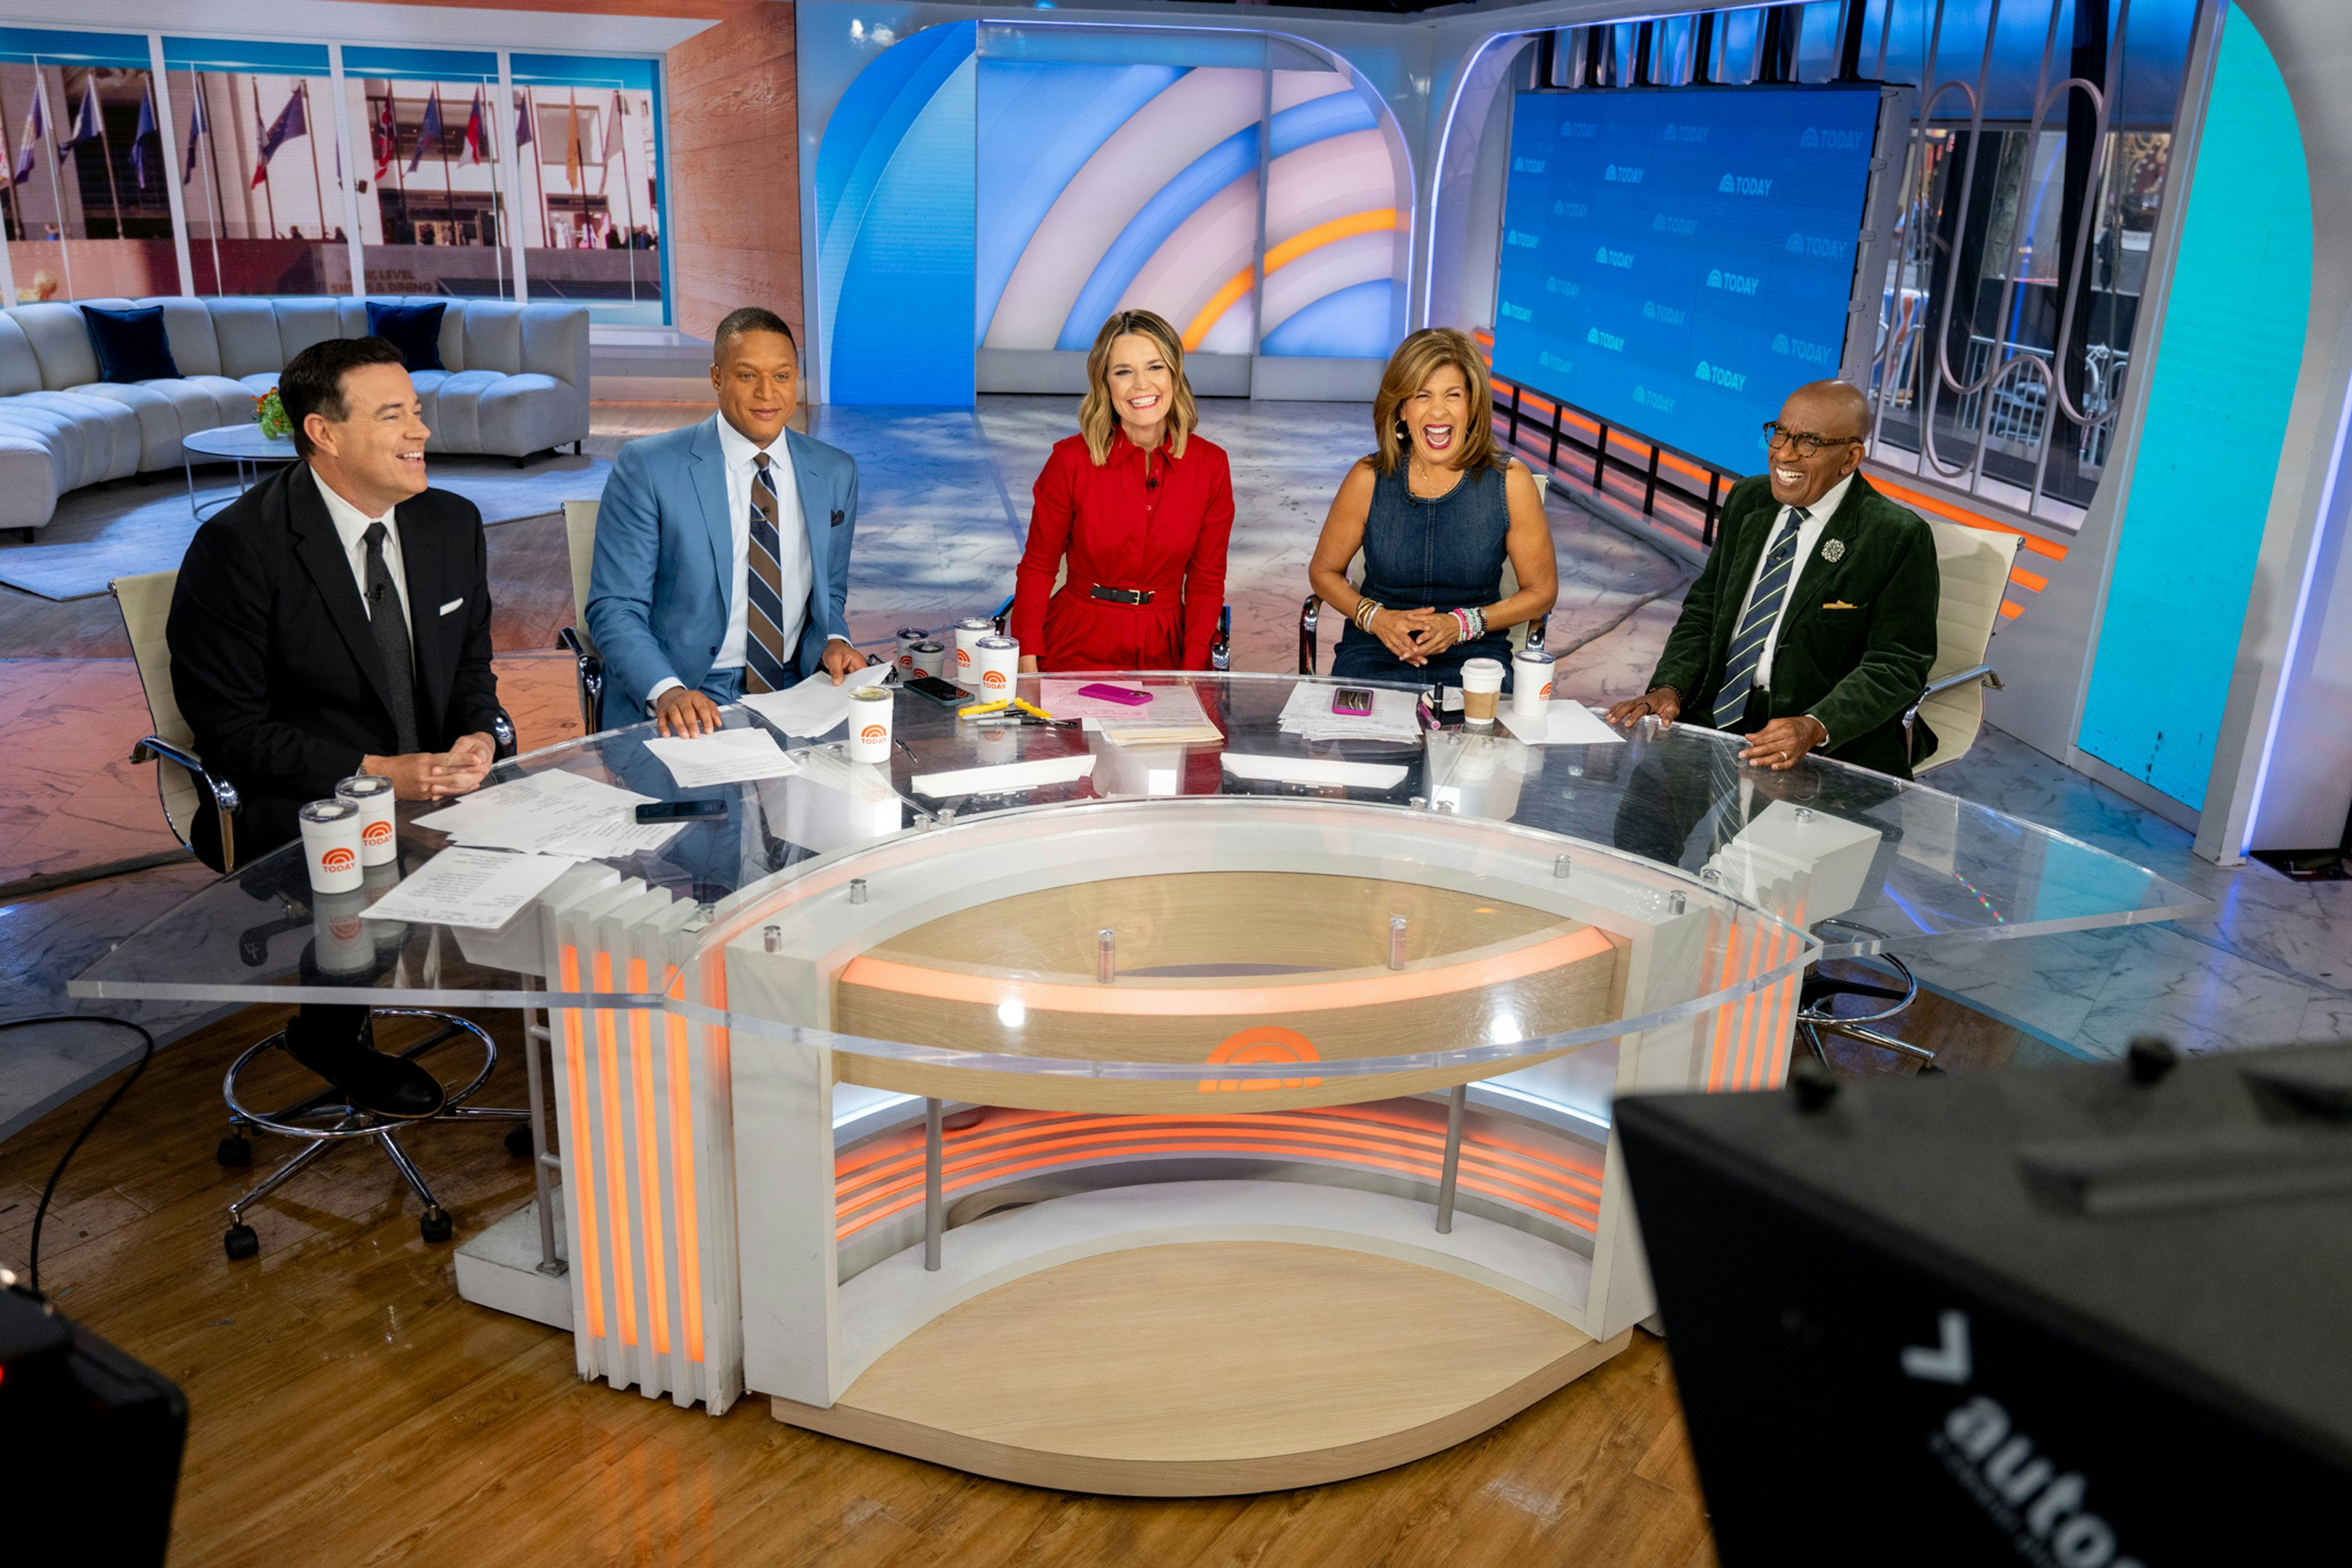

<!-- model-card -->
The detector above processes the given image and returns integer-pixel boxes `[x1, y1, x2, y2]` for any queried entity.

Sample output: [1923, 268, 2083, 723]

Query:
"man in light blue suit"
[588, 307, 866, 737]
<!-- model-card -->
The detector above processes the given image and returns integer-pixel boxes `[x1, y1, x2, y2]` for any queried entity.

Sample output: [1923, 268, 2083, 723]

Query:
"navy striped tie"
[743, 452, 792, 693]
[1711, 506, 1807, 730]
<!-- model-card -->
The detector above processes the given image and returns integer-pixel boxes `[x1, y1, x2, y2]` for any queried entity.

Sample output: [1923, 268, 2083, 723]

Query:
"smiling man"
[586, 307, 864, 738]
[1606, 379, 1940, 778]
[169, 334, 504, 1119]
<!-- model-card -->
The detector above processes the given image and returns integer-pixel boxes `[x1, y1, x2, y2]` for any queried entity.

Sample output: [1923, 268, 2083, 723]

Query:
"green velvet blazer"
[1648, 472, 1940, 779]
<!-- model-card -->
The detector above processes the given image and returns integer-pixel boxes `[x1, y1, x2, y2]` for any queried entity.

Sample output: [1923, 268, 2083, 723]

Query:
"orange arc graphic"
[1182, 209, 1400, 351]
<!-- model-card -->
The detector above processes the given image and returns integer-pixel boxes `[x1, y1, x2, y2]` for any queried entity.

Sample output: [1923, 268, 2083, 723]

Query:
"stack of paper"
[642, 726, 804, 787]
[1501, 702, 1627, 746]
[1045, 680, 1222, 745]
[1277, 682, 1421, 744]
[416, 769, 686, 860]
[738, 663, 892, 738]
[362, 846, 579, 931]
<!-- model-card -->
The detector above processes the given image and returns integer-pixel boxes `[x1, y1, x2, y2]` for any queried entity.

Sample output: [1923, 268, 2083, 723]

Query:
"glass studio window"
[0, 29, 172, 302]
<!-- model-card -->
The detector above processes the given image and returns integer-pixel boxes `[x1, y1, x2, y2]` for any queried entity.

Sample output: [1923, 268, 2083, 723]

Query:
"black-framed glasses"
[1761, 422, 1865, 457]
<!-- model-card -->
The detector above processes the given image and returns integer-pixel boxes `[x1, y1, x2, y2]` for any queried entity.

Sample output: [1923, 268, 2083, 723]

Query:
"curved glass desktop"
[72, 673, 2204, 1493]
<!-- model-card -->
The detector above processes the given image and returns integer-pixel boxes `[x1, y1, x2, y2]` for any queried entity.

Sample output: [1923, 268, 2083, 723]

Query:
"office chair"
[110, 569, 534, 1258]
[1795, 516, 2024, 1069]
[557, 499, 605, 734]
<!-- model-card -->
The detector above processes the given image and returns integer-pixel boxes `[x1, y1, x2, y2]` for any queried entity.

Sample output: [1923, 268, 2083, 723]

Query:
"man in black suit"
[169, 336, 505, 1119]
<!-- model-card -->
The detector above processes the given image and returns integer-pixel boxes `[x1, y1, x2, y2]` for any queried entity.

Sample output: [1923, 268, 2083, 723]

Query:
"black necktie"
[363, 521, 419, 755]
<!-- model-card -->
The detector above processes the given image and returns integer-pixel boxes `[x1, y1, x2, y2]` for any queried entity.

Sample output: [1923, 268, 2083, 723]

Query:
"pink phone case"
[1077, 683, 1154, 706]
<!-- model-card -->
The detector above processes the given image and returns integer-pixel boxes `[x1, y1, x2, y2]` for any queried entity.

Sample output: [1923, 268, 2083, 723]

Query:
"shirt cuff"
[1804, 713, 1831, 749]
[645, 677, 683, 715]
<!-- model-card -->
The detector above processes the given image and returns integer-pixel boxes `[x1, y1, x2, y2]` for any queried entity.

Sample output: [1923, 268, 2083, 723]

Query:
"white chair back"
[1913, 519, 2022, 773]
[110, 569, 200, 840]
[563, 499, 601, 659]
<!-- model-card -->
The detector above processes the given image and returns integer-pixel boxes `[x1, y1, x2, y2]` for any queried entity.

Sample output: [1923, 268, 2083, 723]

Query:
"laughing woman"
[1308, 328, 1556, 689]
[1012, 310, 1235, 673]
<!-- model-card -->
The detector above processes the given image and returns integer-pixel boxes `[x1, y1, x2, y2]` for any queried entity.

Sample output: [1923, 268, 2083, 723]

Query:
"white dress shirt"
[648, 414, 830, 706]
[311, 467, 411, 632]
[1733, 469, 1853, 692]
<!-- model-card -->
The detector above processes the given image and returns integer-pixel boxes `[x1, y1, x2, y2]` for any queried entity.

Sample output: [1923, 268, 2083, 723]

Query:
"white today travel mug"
[974, 634, 1019, 699]
[310, 887, 376, 975]
[953, 618, 996, 687]
[847, 686, 896, 763]
[895, 628, 930, 672]
[298, 797, 365, 894]
[910, 640, 947, 679]
[336, 772, 398, 866]
[1460, 657, 1506, 727]
[1512, 648, 1558, 720]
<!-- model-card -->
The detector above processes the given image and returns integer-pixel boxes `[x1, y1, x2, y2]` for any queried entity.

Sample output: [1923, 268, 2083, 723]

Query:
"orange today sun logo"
[362, 820, 393, 845]
[859, 723, 887, 742]
[1200, 1025, 1323, 1093]
[320, 846, 356, 873]
[982, 670, 1007, 690]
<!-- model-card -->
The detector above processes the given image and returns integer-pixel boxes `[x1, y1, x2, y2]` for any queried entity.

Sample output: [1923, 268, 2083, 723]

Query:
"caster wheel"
[419, 1206, 454, 1243]
[224, 1223, 260, 1261]
[216, 1134, 253, 1167]
[503, 1124, 535, 1159]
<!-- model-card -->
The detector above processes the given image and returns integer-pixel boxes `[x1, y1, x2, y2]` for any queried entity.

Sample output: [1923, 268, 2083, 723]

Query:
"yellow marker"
[1012, 698, 1054, 720]
[960, 699, 1012, 720]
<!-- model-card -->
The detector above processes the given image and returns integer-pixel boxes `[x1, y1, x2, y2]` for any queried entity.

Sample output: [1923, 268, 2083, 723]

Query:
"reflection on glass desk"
[69, 673, 2209, 1493]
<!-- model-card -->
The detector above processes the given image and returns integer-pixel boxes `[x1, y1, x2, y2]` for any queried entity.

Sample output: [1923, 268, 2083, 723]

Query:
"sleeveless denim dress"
[1332, 460, 1515, 690]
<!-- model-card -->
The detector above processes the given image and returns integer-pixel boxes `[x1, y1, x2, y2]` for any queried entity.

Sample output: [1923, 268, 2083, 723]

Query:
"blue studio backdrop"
[1488, 85, 1886, 474]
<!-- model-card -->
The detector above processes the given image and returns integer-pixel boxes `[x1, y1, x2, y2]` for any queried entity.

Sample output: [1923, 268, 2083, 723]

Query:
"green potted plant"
[253, 387, 292, 442]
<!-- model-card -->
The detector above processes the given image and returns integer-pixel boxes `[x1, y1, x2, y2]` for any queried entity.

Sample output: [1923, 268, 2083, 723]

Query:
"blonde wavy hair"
[1078, 310, 1197, 466]
[1370, 328, 1503, 476]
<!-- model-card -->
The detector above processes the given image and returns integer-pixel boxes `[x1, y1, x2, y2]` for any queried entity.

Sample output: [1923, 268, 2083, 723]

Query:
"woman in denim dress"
[1309, 328, 1558, 690]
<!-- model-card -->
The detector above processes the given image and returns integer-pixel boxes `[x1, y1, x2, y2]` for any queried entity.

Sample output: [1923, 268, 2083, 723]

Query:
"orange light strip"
[558, 946, 605, 1341]
[1707, 924, 1745, 1092]
[1487, 374, 1722, 491]
[839, 925, 1612, 1019]
[2009, 564, 2049, 593]
[626, 960, 672, 1360]
[665, 1010, 704, 1365]
[1182, 209, 1400, 350]
[1866, 473, 2070, 561]
[591, 952, 640, 1349]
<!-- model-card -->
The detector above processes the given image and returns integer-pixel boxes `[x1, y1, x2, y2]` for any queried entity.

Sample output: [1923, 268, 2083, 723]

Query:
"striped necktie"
[744, 451, 792, 693]
[1711, 505, 1807, 730]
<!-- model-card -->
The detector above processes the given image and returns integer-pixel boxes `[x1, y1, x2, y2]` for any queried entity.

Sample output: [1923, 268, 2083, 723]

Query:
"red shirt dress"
[1010, 429, 1234, 671]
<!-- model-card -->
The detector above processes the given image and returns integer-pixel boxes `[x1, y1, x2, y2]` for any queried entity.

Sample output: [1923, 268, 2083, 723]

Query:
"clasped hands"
[1362, 604, 1467, 667]
[1602, 686, 1828, 771]
[365, 731, 495, 801]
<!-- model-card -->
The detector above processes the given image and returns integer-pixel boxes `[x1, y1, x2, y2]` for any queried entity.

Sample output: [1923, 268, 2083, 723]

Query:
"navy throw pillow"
[79, 304, 182, 384]
[366, 300, 448, 373]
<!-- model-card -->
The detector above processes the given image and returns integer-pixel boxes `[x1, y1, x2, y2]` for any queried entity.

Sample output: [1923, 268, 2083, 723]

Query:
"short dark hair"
[713, 307, 796, 364]
[281, 336, 409, 457]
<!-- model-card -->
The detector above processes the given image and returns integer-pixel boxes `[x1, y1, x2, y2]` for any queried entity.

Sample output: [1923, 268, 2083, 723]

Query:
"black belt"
[1088, 585, 1156, 604]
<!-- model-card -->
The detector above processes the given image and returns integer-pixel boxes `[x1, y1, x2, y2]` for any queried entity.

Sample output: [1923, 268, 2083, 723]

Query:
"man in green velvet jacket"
[1607, 380, 1940, 779]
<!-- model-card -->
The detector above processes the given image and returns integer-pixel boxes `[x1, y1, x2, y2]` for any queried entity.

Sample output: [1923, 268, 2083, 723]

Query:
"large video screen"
[1489, 86, 1886, 474]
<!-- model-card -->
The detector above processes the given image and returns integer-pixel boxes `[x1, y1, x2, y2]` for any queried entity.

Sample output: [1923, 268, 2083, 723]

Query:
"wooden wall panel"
[665, 2, 802, 344]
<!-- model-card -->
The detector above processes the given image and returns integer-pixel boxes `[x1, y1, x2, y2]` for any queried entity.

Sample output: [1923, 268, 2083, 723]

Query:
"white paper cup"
[975, 634, 1018, 699]
[953, 619, 996, 687]
[911, 640, 946, 679]
[310, 887, 376, 975]
[847, 686, 895, 763]
[336, 772, 398, 866]
[298, 798, 365, 894]
[1511, 649, 1558, 720]
[895, 628, 930, 672]
[1460, 657, 1505, 725]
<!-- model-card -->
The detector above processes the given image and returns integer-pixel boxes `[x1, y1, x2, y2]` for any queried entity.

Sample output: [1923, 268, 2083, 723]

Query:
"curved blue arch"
[1260, 278, 1393, 359]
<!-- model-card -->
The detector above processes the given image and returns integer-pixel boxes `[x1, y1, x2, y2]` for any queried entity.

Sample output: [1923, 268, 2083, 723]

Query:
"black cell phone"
[903, 674, 971, 704]
[635, 799, 728, 822]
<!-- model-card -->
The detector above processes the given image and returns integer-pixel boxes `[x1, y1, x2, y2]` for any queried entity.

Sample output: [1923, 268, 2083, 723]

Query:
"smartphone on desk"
[1076, 683, 1153, 706]
[1330, 688, 1375, 717]
[635, 799, 728, 823]
[903, 674, 972, 705]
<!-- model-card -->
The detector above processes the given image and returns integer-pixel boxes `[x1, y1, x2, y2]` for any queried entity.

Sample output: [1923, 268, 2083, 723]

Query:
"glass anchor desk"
[74, 674, 2205, 1494]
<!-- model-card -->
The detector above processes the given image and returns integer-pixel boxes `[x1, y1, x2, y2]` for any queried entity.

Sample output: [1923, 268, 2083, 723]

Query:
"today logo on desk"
[363, 820, 393, 847]
[320, 846, 356, 873]
[983, 670, 1008, 691]
[859, 723, 887, 743]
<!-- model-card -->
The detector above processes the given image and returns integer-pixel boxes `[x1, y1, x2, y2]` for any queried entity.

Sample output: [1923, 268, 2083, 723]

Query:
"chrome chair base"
[1796, 920, 1933, 1069]
[217, 1009, 531, 1259]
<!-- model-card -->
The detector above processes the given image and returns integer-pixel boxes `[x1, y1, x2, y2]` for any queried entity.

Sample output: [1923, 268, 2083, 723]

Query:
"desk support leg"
[524, 981, 564, 1276]
[1436, 1085, 1467, 1234]
[924, 1097, 944, 1272]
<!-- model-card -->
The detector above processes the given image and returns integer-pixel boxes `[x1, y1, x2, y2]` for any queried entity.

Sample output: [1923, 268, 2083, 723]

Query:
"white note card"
[1501, 702, 1627, 746]
[361, 848, 577, 931]
[736, 664, 893, 737]
[642, 726, 804, 789]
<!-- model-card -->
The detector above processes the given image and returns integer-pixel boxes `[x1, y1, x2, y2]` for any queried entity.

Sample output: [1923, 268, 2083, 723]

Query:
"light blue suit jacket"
[586, 416, 859, 713]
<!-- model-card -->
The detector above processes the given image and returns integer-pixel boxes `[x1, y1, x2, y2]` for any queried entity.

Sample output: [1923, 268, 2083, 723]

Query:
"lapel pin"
[1821, 538, 1846, 563]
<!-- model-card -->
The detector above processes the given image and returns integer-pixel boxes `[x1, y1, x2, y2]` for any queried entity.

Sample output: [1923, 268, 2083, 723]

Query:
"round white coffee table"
[183, 423, 299, 520]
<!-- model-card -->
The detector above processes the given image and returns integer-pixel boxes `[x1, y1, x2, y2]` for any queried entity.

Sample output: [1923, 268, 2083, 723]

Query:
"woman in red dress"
[1012, 310, 1234, 673]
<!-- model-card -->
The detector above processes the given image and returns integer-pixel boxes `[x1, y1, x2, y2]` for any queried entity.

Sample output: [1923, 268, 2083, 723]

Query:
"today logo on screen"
[1773, 332, 1836, 366]
[1603, 163, 1645, 184]
[1538, 350, 1574, 376]
[1799, 126, 1870, 152]
[1633, 386, 1679, 414]
[1500, 301, 1533, 323]
[1718, 173, 1776, 197]
[1552, 199, 1588, 219]
[1507, 229, 1541, 249]
[1786, 230, 1855, 259]
[1586, 327, 1626, 353]
[1593, 245, 1635, 269]
[1513, 154, 1547, 174]
[1660, 122, 1709, 144]
[1643, 300, 1690, 326]
[1693, 361, 1748, 391]
[1707, 267, 1762, 296]
[1545, 276, 1582, 298]
[1653, 212, 1697, 236]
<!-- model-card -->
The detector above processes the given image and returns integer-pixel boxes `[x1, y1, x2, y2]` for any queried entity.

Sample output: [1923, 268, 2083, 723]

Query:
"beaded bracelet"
[1449, 608, 1473, 643]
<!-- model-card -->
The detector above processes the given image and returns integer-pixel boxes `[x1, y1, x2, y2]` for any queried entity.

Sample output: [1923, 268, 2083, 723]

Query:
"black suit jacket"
[168, 463, 502, 869]
[1650, 473, 1940, 779]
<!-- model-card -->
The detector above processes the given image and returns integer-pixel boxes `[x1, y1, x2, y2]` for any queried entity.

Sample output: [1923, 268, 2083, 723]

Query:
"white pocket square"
[439, 597, 464, 615]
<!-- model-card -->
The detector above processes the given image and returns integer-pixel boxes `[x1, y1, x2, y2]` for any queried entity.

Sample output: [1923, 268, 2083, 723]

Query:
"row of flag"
[2, 73, 633, 195]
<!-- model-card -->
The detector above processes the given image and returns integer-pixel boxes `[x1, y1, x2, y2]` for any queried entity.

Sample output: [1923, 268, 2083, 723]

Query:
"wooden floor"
[0, 1005, 1730, 1567]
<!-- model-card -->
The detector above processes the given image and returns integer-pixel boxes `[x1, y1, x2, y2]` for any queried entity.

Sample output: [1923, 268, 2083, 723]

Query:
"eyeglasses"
[1761, 422, 1866, 457]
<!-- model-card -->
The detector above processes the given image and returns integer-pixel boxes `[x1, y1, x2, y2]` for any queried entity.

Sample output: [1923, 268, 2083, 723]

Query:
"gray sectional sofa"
[0, 296, 591, 532]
